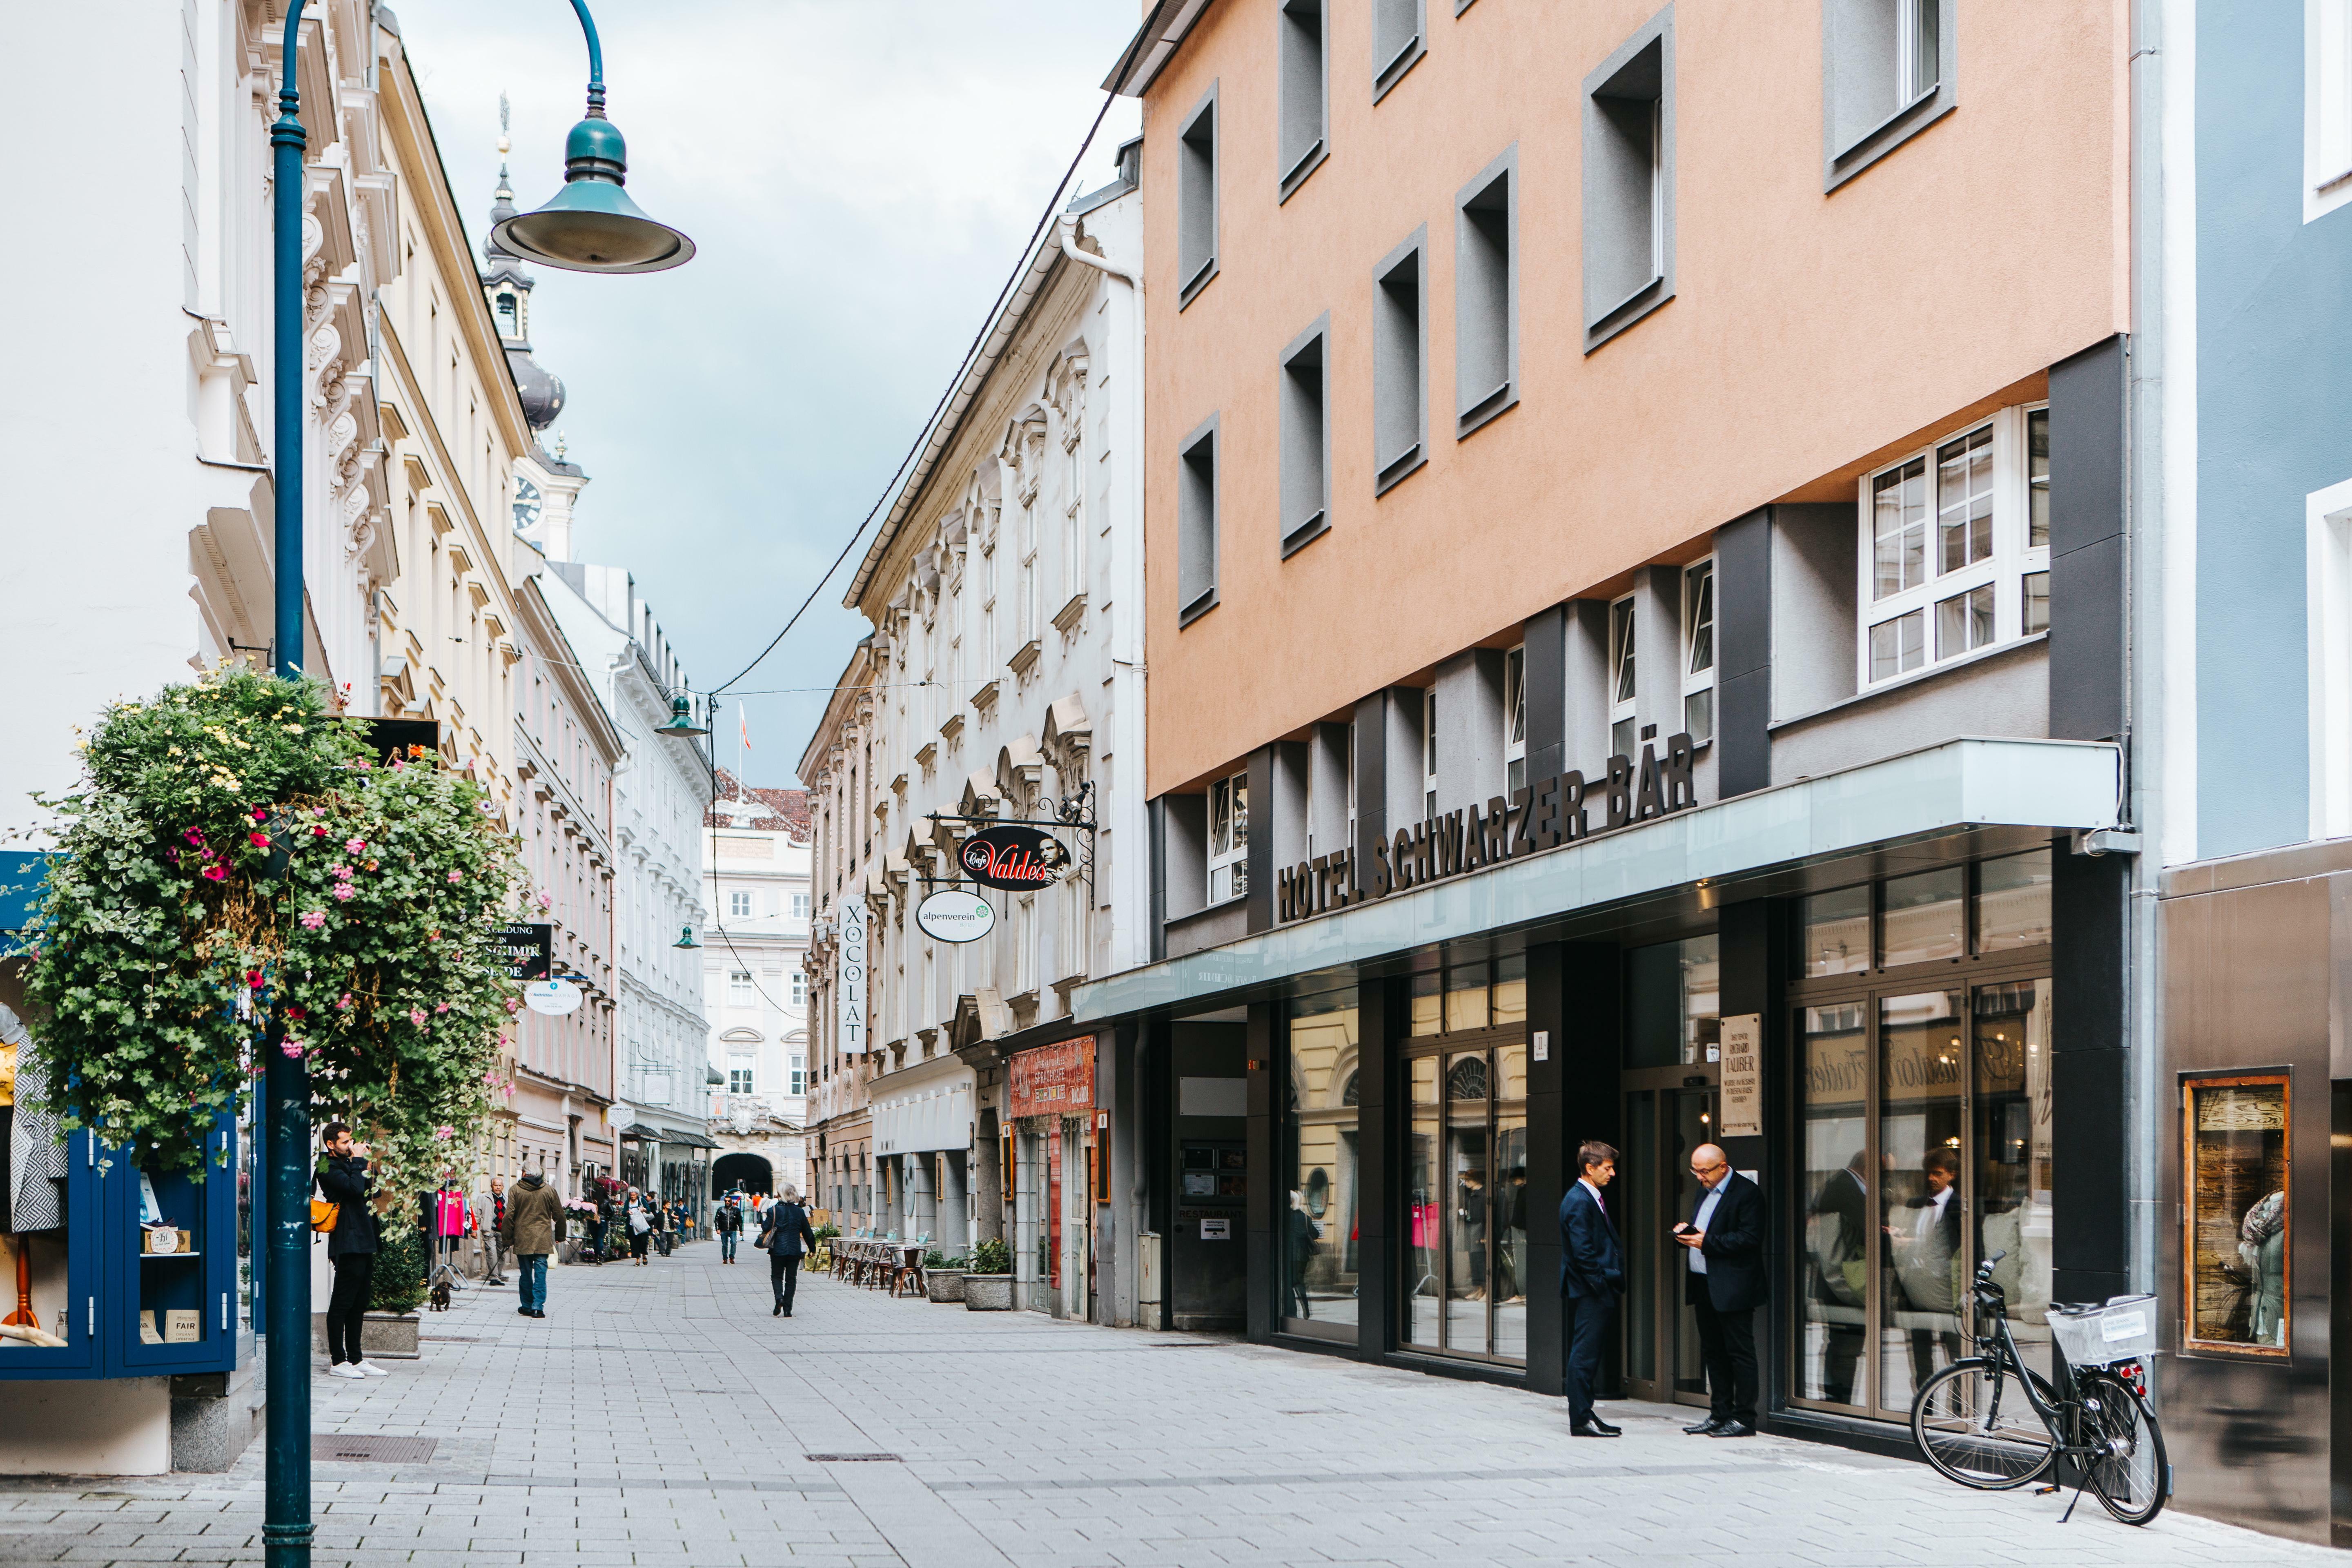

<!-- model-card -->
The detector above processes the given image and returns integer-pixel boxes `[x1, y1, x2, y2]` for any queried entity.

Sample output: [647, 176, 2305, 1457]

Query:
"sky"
[388, 0, 1143, 790]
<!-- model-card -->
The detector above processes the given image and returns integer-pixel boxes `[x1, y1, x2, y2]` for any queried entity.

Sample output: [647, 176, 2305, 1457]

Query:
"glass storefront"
[1402, 959, 1528, 1364]
[1792, 850, 2052, 1422]
[1283, 988, 1360, 1341]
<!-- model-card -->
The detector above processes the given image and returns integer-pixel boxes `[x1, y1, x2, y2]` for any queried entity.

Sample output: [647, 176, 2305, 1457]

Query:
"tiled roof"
[704, 769, 811, 838]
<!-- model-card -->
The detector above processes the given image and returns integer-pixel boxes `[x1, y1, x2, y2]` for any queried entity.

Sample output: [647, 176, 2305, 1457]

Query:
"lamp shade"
[674, 925, 702, 950]
[491, 115, 694, 275]
[655, 693, 708, 738]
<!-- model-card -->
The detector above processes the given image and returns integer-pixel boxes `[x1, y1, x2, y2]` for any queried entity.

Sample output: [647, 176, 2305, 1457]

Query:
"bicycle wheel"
[2078, 1371, 2168, 1526]
[1911, 1358, 2061, 1490]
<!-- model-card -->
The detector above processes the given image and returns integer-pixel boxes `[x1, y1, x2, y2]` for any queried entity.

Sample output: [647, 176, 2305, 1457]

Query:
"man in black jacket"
[316, 1123, 385, 1379]
[1558, 1141, 1624, 1437]
[1677, 1143, 1765, 1436]
[759, 1186, 817, 1317]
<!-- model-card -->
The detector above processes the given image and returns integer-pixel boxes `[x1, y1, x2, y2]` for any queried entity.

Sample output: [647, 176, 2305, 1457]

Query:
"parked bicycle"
[1909, 1249, 2169, 1525]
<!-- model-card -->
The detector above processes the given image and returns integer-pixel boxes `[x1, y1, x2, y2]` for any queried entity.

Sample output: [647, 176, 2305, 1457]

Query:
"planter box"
[962, 1274, 1013, 1311]
[308, 1312, 421, 1360]
[926, 1269, 966, 1303]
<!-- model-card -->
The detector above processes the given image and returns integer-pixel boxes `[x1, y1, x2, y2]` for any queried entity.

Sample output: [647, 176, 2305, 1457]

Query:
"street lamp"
[655, 693, 709, 738]
[490, 2, 696, 273]
[264, 4, 681, 1564]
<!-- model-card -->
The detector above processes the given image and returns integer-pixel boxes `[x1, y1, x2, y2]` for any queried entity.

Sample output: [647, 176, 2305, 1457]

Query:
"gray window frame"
[1280, 313, 1332, 556]
[1278, 0, 1330, 203]
[1178, 83, 1221, 310]
[1581, 5, 1676, 352]
[1372, 227, 1429, 496]
[1178, 414, 1221, 626]
[1455, 145, 1519, 439]
[1821, 0, 1958, 191]
[1372, 0, 1426, 102]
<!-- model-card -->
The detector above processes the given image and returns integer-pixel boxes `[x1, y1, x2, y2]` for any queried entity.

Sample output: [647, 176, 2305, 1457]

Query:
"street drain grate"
[313, 1435, 437, 1464]
[803, 1452, 902, 1463]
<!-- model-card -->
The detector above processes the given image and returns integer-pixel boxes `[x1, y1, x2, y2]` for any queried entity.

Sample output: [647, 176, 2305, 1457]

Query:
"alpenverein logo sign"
[1275, 733, 1700, 925]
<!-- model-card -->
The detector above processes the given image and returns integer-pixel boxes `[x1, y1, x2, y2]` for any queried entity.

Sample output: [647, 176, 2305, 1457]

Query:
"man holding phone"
[1676, 1143, 1765, 1436]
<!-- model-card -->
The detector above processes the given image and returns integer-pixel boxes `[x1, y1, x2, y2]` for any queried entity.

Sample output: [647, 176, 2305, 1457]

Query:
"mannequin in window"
[2239, 1190, 2287, 1348]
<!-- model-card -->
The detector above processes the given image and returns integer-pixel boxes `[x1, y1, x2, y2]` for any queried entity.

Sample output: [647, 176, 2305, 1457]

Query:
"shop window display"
[2183, 1075, 2289, 1354]
[1283, 989, 1359, 1341]
[1, 1003, 70, 1354]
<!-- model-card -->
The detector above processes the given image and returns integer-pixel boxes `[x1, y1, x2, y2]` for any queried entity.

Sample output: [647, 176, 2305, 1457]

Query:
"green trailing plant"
[22, 668, 521, 1188]
[969, 1236, 1011, 1276]
[369, 1207, 428, 1317]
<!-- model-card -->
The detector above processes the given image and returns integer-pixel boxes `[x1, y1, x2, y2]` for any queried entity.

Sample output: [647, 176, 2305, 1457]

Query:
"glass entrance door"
[1402, 1031, 1529, 1363]
[1622, 1069, 1719, 1405]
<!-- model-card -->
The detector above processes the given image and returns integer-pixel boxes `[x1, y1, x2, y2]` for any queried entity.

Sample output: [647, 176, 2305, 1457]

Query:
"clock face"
[513, 477, 542, 530]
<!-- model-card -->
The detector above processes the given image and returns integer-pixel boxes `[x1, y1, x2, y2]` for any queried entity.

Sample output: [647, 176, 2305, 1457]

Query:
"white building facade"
[701, 773, 813, 1201]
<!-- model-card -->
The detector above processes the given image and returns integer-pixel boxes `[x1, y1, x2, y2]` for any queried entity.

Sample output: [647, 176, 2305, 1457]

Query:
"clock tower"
[483, 97, 585, 560]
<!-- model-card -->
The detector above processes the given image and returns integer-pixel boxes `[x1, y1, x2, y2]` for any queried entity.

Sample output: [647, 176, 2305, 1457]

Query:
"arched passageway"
[712, 1152, 773, 1198]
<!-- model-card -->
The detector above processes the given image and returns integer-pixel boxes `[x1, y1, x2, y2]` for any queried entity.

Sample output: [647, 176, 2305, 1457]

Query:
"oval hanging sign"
[917, 889, 997, 944]
[524, 978, 584, 1016]
[958, 824, 1071, 891]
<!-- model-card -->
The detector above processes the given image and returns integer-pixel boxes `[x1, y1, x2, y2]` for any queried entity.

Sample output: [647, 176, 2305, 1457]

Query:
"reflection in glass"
[1405, 1057, 1440, 1348]
[1797, 1003, 1868, 1407]
[1624, 1090, 1658, 1384]
[1628, 934, 1722, 1067]
[1879, 990, 1964, 1417]
[1799, 887, 1871, 977]
[1446, 963, 1491, 1034]
[1977, 849, 2053, 953]
[1492, 954, 1527, 1027]
[1285, 990, 1359, 1339]
[1882, 868, 1965, 967]
[1672, 1089, 1716, 1399]
[2185, 1076, 2290, 1351]
[1445, 1054, 1492, 1354]
[1493, 1042, 1528, 1362]
[1973, 981, 2051, 1362]
[1410, 971, 1442, 1037]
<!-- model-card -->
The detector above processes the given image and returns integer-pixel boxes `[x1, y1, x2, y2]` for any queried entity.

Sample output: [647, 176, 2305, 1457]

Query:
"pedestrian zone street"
[0, 1245, 2329, 1568]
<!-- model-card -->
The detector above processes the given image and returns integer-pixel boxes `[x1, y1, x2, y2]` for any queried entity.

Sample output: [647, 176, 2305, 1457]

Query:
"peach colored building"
[1076, 0, 2144, 1454]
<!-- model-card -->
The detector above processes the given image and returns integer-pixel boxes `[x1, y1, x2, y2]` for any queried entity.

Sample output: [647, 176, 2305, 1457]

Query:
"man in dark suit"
[1557, 1140, 1625, 1437]
[1677, 1143, 1766, 1436]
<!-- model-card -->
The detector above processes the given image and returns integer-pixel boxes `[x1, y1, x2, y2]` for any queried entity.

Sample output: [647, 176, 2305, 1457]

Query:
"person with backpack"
[315, 1123, 387, 1379]
[758, 1186, 817, 1317]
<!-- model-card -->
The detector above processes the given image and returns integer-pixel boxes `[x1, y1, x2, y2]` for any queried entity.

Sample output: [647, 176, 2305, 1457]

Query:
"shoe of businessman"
[1571, 1421, 1621, 1438]
[1710, 1421, 1758, 1438]
[1684, 1417, 1725, 1435]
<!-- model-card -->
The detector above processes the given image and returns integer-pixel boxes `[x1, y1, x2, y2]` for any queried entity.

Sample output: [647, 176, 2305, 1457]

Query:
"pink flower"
[182, 828, 204, 847]
[434, 1002, 450, 1014]
[336, 993, 354, 1011]
[407, 1007, 426, 1027]
[298, 909, 326, 930]
[311, 825, 328, 838]
[345, 838, 365, 853]
[281, 1039, 306, 1059]
[446, 870, 462, 884]
[249, 831, 270, 848]
[330, 864, 350, 880]
[331, 883, 355, 902]
[503, 997, 521, 1015]
[536, 891, 553, 910]
[432, 1125, 454, 1141]
[252, 807, 269, 822]
[201, 865, 227, 882]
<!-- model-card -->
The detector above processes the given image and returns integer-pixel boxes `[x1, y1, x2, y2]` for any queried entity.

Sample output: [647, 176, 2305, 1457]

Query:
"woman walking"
[759, 1186, 817, 1318]
[626, 1187, 653, 1265]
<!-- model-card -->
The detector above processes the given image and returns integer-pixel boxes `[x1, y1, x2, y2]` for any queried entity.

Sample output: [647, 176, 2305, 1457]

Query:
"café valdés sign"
[959, 824, 1071, 891]
[1274, 732, 1702, 925]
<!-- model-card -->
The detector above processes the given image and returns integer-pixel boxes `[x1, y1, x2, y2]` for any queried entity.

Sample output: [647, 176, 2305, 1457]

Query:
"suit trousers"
[1562, 1292, 1615, 1425]
[325, 1252, 375, 1365]
[1690, 1293, 1759, 1427]
[771, 1252, 803, 1312]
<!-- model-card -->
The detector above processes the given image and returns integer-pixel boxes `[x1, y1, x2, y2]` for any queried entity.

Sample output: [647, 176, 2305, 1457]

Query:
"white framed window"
[728, 890, 753, 920]
[1062, 423, 1086, 601]
[1208, 772, 1250, 904]
[1608, 595, 1637, 757]
[1680, 559, 1715, 745]
[728, 969, 754, 1006]
[1858, 407, 2049, 690]
[1422, 687, 1439, 818]
[728, 1059, 756, 1096]
[788, 1054, 806, 1096]
[789, 971, 807, 1008]
[2310, 0, 2352, 223]
[790, 892, 811, 920]
[1504, 644, 1528, 793]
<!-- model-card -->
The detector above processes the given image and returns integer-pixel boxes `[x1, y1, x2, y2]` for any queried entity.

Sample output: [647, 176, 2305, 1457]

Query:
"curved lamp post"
[264, 4, 692, 1564]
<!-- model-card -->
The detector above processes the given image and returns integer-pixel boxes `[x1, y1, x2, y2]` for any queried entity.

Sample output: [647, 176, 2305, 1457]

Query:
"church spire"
[481, 91, 566, 431]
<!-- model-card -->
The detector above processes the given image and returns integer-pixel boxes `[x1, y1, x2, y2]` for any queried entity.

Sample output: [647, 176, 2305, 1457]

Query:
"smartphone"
[1671, 1222, 1696, 1236]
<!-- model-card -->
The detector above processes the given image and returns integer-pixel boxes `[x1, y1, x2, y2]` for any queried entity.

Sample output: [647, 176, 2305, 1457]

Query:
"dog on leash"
[429, 1279, 452, 1312]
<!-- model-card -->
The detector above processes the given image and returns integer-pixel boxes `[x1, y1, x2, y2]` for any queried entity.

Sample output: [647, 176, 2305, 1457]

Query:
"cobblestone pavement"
[0, 1243, 2337, 1566]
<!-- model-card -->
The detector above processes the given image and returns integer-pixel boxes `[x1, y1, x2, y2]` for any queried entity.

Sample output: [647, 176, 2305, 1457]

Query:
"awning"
[618, 1123, 719, 1148]
[872, 1060, 976, 1156]
[1075, 736, 2123, 1021]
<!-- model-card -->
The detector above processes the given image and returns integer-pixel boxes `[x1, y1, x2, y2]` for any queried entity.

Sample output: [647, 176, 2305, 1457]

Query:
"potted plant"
[924, 1250, 968, 1303]
[311, 1208, 425, 1359]
[962, 1236, 1013, 1311]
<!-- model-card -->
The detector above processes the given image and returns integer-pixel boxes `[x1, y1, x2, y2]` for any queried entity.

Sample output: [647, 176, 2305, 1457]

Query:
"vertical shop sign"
[1719, 1013, 1763, 1138]
[1009, 1036, 1097, 1119]
[836, 899, 867, 1054]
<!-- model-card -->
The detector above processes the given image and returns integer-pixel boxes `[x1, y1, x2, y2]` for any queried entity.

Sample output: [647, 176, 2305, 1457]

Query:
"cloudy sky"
[388, 0, 1143, 787]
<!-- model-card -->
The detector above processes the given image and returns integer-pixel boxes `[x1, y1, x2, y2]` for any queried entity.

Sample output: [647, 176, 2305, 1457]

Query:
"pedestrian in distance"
[1675, 1143, 1766, 1437]
[759, 1185, 817, 1317]
[479, 1176, 510, 1285]
[501, 1167, 565, 1318]
[316, 1122, 389, 1380]
[715, 1195, 742, 1264]
[626, 1187, 652, 1265]
[1558, 1140, 1624, 1436]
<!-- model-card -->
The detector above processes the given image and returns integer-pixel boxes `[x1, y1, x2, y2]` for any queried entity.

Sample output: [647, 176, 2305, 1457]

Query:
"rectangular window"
[1278, 0, 1329, 197]
[791, 892, 811, 920]
[1455, 150, 1518, 436]
[1823, 0, 1953, 189]
[2310, 0, 2352, 221]
[1208, 772, 1250, 903]
[789, 1055, 806, 1096]
[790, 971, 807, 1007]
[1503, 645, 1528, 794]
[1280, 318, 1330, 552]
[1178, 417, 1219, 623]
[1608, 595, 1637, 758]
[1681, 559, 1715, 745]
[1374, 232, 1427, 493]
[728, 970, 753, 1006]
[1798, 885, 1871, 977]
[1582, 11, 1675, 348]
[1178, 87, 1219, 307]
[1858, 407, 2050, 689]
[728, 890, 753, 920]
[1372, 0, 1425, 100]
[728, 1062, 756, 1096]
[2183, 1075, 2290, 1354]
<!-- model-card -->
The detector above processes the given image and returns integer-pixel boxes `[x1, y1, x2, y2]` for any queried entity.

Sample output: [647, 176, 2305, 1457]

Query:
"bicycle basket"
[2047, 1294, 2158, 1370]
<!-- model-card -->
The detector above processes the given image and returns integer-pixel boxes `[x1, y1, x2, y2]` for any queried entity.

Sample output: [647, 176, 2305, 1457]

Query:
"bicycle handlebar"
[1977, 1249, 2007, 1276]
